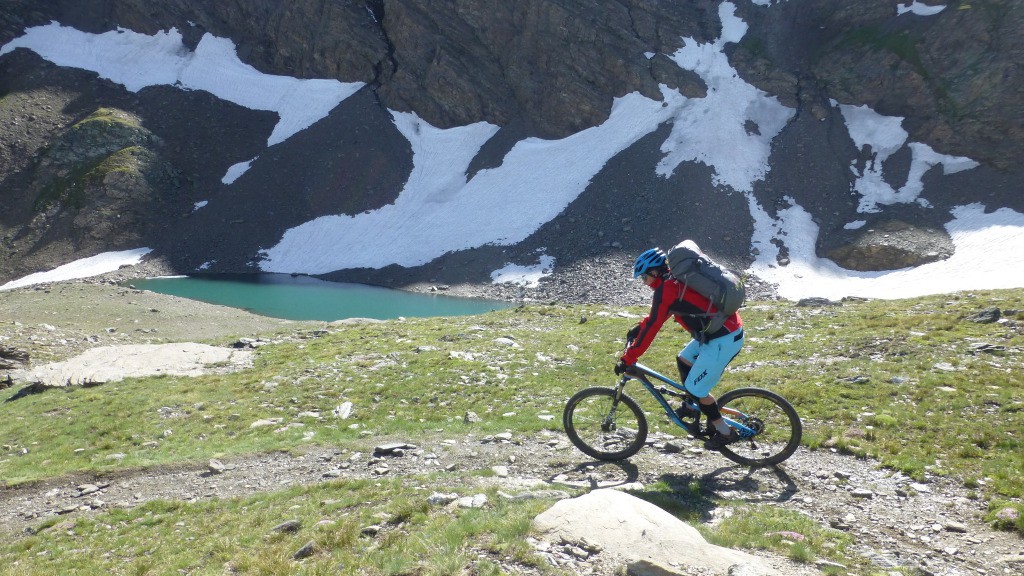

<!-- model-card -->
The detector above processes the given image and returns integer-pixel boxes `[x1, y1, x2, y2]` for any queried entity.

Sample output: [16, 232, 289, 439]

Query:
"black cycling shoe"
[680, 420, 701, 438]
[703, 427, 740, 450]
[675, 403, 699, 420]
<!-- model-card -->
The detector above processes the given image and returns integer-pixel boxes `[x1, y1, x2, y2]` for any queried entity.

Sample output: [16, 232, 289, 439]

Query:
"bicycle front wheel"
[563, 387, 648, 461]
[716, 387, 802, 467]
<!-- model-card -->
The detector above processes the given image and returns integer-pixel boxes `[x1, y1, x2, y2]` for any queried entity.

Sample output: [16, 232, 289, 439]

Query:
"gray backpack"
[666, 240, 746, 334]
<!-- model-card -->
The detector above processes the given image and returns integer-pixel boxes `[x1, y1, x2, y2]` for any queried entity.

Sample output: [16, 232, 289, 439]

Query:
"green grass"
[70, 107, 142, 131]
[2, 477, 556, 576]
[705, 504, 854, 566]
[2, 289, 1023, 573]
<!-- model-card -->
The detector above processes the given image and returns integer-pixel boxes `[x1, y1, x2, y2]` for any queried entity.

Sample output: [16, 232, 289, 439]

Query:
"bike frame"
[620, 362, 757, 437]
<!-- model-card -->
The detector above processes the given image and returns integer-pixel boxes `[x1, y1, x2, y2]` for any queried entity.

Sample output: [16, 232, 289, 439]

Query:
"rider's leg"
[698, 396, 730, 434]
[681, 330, 744, 436]
[675, 346, 700, 419]
[676, 355, 692, 382]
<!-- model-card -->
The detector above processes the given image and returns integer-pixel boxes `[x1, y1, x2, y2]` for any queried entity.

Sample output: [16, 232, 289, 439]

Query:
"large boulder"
[826, 220, 953, 271]
[533, 489, 784, 575]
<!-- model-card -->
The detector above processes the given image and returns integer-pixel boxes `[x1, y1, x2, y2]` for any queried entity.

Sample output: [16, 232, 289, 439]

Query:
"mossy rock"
[70, 107, 143, 131]
[36, 146, 156, 210]
[87, 146, 150, 184]
[33, 107, 159, 211]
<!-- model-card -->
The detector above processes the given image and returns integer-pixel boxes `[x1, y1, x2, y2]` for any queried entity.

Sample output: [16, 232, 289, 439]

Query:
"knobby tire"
[563, 387, 648, 461]
[715, 387, 802, 467]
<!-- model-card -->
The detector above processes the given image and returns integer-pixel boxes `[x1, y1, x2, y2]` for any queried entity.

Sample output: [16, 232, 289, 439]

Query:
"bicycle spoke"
[563, 387, 648, 461]
[717, 388, 802, 467]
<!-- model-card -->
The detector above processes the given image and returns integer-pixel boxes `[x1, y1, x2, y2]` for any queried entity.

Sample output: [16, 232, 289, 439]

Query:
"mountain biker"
[614, 247, 745, 450]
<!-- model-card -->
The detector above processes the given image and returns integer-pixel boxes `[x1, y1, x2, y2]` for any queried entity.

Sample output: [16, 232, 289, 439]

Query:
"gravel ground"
[1, 423, 1021, 576]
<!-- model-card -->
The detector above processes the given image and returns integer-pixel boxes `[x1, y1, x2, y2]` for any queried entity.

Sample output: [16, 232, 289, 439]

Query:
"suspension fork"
[614, 375, 630, 399]
[604, 376, 630, 418]
[598, 376, 631, 431]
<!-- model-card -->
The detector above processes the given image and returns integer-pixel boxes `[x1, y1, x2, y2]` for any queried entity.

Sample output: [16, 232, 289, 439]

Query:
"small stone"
[459, 494, 487, 508]
[250, 418, 281, 428]
[271, 520, 301, 534]
[77, 484, 100, 496]
[567, 546, 589, 559]
[663, 441, 685, 453]
[427, 493, 459, 506]
[292, 541, 316, 559]
[332, 402, 353, 419]
[373, 443, 415, 456]
[851, 488, 874, 498]
[944, 521, 968, 533]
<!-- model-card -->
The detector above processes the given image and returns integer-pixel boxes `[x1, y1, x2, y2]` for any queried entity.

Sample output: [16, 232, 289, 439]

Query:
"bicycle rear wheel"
[563, 387, 648, 461]
[716, 387, 802, 467]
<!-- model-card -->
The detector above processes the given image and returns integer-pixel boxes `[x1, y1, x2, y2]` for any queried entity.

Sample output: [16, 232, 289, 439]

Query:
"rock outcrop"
[534, 489, 783, 575]
[826, 220, 954, 271]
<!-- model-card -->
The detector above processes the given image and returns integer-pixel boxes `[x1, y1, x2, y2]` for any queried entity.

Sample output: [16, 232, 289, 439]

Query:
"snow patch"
[834, 102, 978, 213]
[1, 23, 363, 146]
[491, 255, 556, 288]
[897, 2, 946, 17]
[0, 248, 153, 291]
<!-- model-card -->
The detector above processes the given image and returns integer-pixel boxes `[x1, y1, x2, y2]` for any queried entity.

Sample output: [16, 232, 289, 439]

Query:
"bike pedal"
[680, 421, 701, 438]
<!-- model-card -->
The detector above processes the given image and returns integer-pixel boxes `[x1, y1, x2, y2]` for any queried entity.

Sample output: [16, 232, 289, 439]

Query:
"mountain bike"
[562, 362, 802, 467]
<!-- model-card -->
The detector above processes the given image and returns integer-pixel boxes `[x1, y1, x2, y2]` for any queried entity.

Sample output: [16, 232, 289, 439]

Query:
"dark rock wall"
[3, 0, 1020, 155]
[1, 0, 1021, 284]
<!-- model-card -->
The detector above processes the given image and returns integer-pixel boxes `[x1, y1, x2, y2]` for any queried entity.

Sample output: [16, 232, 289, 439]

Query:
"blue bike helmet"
[633, 248, 666, 278]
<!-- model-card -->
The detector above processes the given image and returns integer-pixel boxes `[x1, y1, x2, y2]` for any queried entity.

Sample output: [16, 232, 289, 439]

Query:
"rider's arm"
[621, 282, 674, 364]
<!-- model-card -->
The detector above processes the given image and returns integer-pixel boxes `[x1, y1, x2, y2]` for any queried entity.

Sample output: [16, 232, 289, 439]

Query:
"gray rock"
[292, 541, 316, 559]
[207, 459, 227, 475]
[535, 489, 783, 575]
[373, 442, 416, 456]
[944, 521, 968, 533]
[427, 492, 459, 506]
[271, 520, 301, 534]
[967, 307, 1001, 324]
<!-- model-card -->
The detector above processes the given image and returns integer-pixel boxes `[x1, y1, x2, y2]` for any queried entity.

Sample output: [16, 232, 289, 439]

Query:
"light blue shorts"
[679, 329, 744, 398]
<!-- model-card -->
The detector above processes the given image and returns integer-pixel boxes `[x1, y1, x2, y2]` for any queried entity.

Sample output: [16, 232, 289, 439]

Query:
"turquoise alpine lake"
[127, 274, 514, 321]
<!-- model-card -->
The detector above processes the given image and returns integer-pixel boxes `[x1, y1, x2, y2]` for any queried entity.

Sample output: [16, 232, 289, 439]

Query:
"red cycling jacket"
[621, 273, 743, 365]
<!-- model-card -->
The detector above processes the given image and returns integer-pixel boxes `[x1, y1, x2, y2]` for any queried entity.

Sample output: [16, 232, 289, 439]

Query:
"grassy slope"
[1, 287, 1022, 575]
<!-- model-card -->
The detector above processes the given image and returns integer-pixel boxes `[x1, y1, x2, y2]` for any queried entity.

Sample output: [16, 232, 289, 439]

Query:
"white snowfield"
[2, 1, 1021, 300]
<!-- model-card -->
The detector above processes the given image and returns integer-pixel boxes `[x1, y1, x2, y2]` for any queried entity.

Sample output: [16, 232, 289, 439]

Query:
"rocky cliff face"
[1, 0, 1021, 292]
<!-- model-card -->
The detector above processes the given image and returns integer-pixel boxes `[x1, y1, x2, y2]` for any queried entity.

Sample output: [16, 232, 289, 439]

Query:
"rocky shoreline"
[94, 251, 786, 311]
